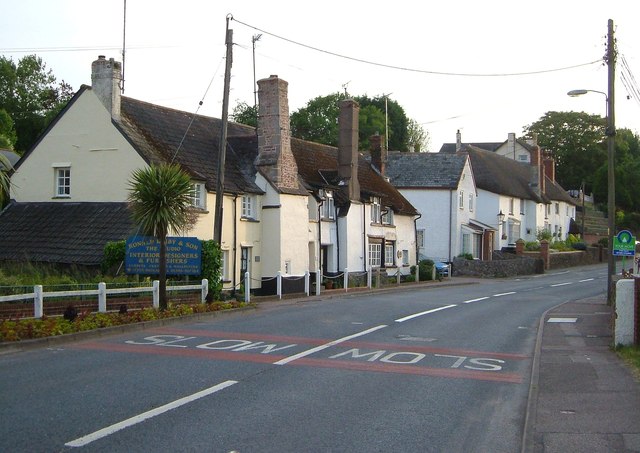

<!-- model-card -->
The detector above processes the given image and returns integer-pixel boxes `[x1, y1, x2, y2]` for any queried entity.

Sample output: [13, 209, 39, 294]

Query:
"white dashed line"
[463, 297, 489, 304]
[493, 292, 516, 297]
[66, 380, 238, 447]
[395, 304, 457, 323]
[550, 282, 572, 287]
[579, 278, 594, 282]
[274, 325, 388, 365]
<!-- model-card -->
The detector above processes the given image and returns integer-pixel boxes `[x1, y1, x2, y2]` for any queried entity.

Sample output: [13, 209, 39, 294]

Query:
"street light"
[567, 87, 616, 302]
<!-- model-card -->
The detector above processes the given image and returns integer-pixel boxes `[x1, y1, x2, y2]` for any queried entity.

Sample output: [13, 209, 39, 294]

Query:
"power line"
[230, 15, 602, 78]
[0, 45, 178, 53]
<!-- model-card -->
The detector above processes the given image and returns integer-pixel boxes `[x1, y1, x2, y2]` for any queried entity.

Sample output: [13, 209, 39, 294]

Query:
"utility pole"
[214, 16, 233, 245]
[252, 34, 262, 111]
[606, 18, 616, 303]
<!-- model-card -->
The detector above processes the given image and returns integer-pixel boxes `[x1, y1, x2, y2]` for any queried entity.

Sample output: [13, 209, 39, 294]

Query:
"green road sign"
[613, 230, 636, 256]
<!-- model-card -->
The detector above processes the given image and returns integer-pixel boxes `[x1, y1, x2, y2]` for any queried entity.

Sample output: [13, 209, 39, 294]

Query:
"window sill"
[240, 217, 260, 223]
[52, 195, 71, 199]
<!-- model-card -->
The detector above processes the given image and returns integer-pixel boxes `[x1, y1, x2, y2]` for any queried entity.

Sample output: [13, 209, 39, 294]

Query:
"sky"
[2, 0, 639, 152]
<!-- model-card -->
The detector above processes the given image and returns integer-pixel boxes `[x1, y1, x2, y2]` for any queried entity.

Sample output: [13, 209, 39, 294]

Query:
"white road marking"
[463, 297, 489, 304]
[273, 325, 388, 365]
[65, 380, 238, 448]
[548, 317, 577, 323]
[493, 292, 516, 297]
[394, 304, 457, 323]
[579, 278, 595, 282]
[550, 282, 572, 287]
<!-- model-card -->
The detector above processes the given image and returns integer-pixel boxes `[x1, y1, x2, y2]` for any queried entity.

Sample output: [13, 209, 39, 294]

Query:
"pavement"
[523, 295, 640, 453]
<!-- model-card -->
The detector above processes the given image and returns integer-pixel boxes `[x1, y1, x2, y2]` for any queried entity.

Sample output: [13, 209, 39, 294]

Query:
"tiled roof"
[382, 152, 467, 189]
[118, 95, 264, 195]
[439, 142, 502, 153]
[0, 202, 135, 265]
[462, 145, 574, 204]
[292, 139, 418, 216]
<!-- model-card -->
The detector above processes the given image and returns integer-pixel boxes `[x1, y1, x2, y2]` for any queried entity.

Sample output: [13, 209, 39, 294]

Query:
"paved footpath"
[525, 296, 640, 453]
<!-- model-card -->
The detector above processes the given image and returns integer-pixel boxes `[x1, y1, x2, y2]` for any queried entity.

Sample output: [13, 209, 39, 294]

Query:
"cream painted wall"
[11, 90, 147, 202]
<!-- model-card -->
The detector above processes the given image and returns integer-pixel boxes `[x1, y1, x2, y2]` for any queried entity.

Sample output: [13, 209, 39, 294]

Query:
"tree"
[128, 164, 196, 310]
[406, 118, 430, 152]
[355, 95, 409, 151]
[231, 101, 257, 128]
[523, 111, 606, 193]
[0, 152, 12, 206]
[592, 128, 640, 211]
[291, 92, 345, 147]
[289, 92, 417, 151]
[0, 109, 17, 150]
[0, 55, 74, 152]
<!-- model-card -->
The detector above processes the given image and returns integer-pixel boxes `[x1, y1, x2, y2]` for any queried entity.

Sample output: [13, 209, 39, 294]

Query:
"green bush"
[102, 240, 126, 274]
[457, 253, 473, 260]
[525, 241, 540, 251]
[536, 228, 552, 242]
[572, 242, 587, 250]
[200, 240, 222, 301]
[418, 259, 434, 281]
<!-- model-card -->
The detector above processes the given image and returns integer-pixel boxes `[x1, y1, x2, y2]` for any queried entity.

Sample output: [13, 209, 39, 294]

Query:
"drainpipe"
[318, 198, 323, 275]
[363, 203, 367, 272]
[232, 194, 238, 293]
[448, 190, 453, 261]
[335, 204, 340, 272]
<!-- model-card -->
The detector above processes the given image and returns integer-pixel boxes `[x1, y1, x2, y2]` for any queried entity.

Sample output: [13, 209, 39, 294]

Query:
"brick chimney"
[530, 144, 545, 196]
[255, 75, 298, 190]
[338, 99, 360, 200]
[542, 149, 555, 182]
[370, 134, 386, 176]
[456, 129, 462, 152]
[91, 55, 121, 121]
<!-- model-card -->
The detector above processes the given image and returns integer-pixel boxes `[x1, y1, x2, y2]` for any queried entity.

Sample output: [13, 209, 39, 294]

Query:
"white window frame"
[385, 243, 395, 267]
[468, 193, 474, 212]
[509, 198, 514, 215]
[368, 241, 382, 267]
[520, 199, 525, 215]
[55, 167, 71, 197]
[371, 197, 381, 224]
[458, 191, 464, 209]
[381, 207, 394, 225]
[402, 249, 409, 266]
[242, 194, 255, 219]
[321, 190, 335, 220]
[555, 202, 560, 215]
[189, 182, 206, 209]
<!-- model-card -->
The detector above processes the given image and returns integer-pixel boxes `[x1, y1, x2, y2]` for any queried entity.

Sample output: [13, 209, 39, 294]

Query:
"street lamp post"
[566, 20, 616, 303]
[567, 87, 616, 302]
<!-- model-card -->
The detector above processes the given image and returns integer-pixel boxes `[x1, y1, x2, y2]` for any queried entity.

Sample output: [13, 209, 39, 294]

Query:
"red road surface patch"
[72, 328, 526, 384]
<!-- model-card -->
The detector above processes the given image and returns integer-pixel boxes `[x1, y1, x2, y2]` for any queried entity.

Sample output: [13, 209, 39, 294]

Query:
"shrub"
[418, 259, 434, 281]
[525, 241, 540, 251]
[0, 301, 247, 342]
[536, 228, 552, 242]
[457, 253, 473, 260]
[200, 240, 223, 301]
[572, 242, 587, 250]
[102, 240, 126, 274]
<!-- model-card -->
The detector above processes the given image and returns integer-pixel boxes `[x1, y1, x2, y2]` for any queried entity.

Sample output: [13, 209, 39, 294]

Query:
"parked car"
[434, 262, 449, 278]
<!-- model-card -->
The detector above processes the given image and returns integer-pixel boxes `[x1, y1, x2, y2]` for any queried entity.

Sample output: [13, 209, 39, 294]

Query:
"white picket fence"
[0, 279, 209, 319]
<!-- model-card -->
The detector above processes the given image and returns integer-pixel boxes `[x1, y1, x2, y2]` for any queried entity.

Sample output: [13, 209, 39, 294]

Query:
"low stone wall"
[452, 254, 543, 278]
[452, 246, 603, 278]
[548, 247, 602, 269]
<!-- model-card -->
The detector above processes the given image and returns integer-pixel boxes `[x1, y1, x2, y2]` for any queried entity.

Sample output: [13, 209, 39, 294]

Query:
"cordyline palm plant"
[128, 163, 196, 310]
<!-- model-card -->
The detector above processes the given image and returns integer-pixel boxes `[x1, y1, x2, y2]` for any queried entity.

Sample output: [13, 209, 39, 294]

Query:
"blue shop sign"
[125, 236, 202, 275]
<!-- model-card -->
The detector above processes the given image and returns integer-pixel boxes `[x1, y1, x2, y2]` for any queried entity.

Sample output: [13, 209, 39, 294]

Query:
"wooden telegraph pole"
[214, 16, 233, 244]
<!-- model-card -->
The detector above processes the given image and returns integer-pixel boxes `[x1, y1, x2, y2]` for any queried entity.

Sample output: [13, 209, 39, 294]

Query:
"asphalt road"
[0, 264, 606, 453]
